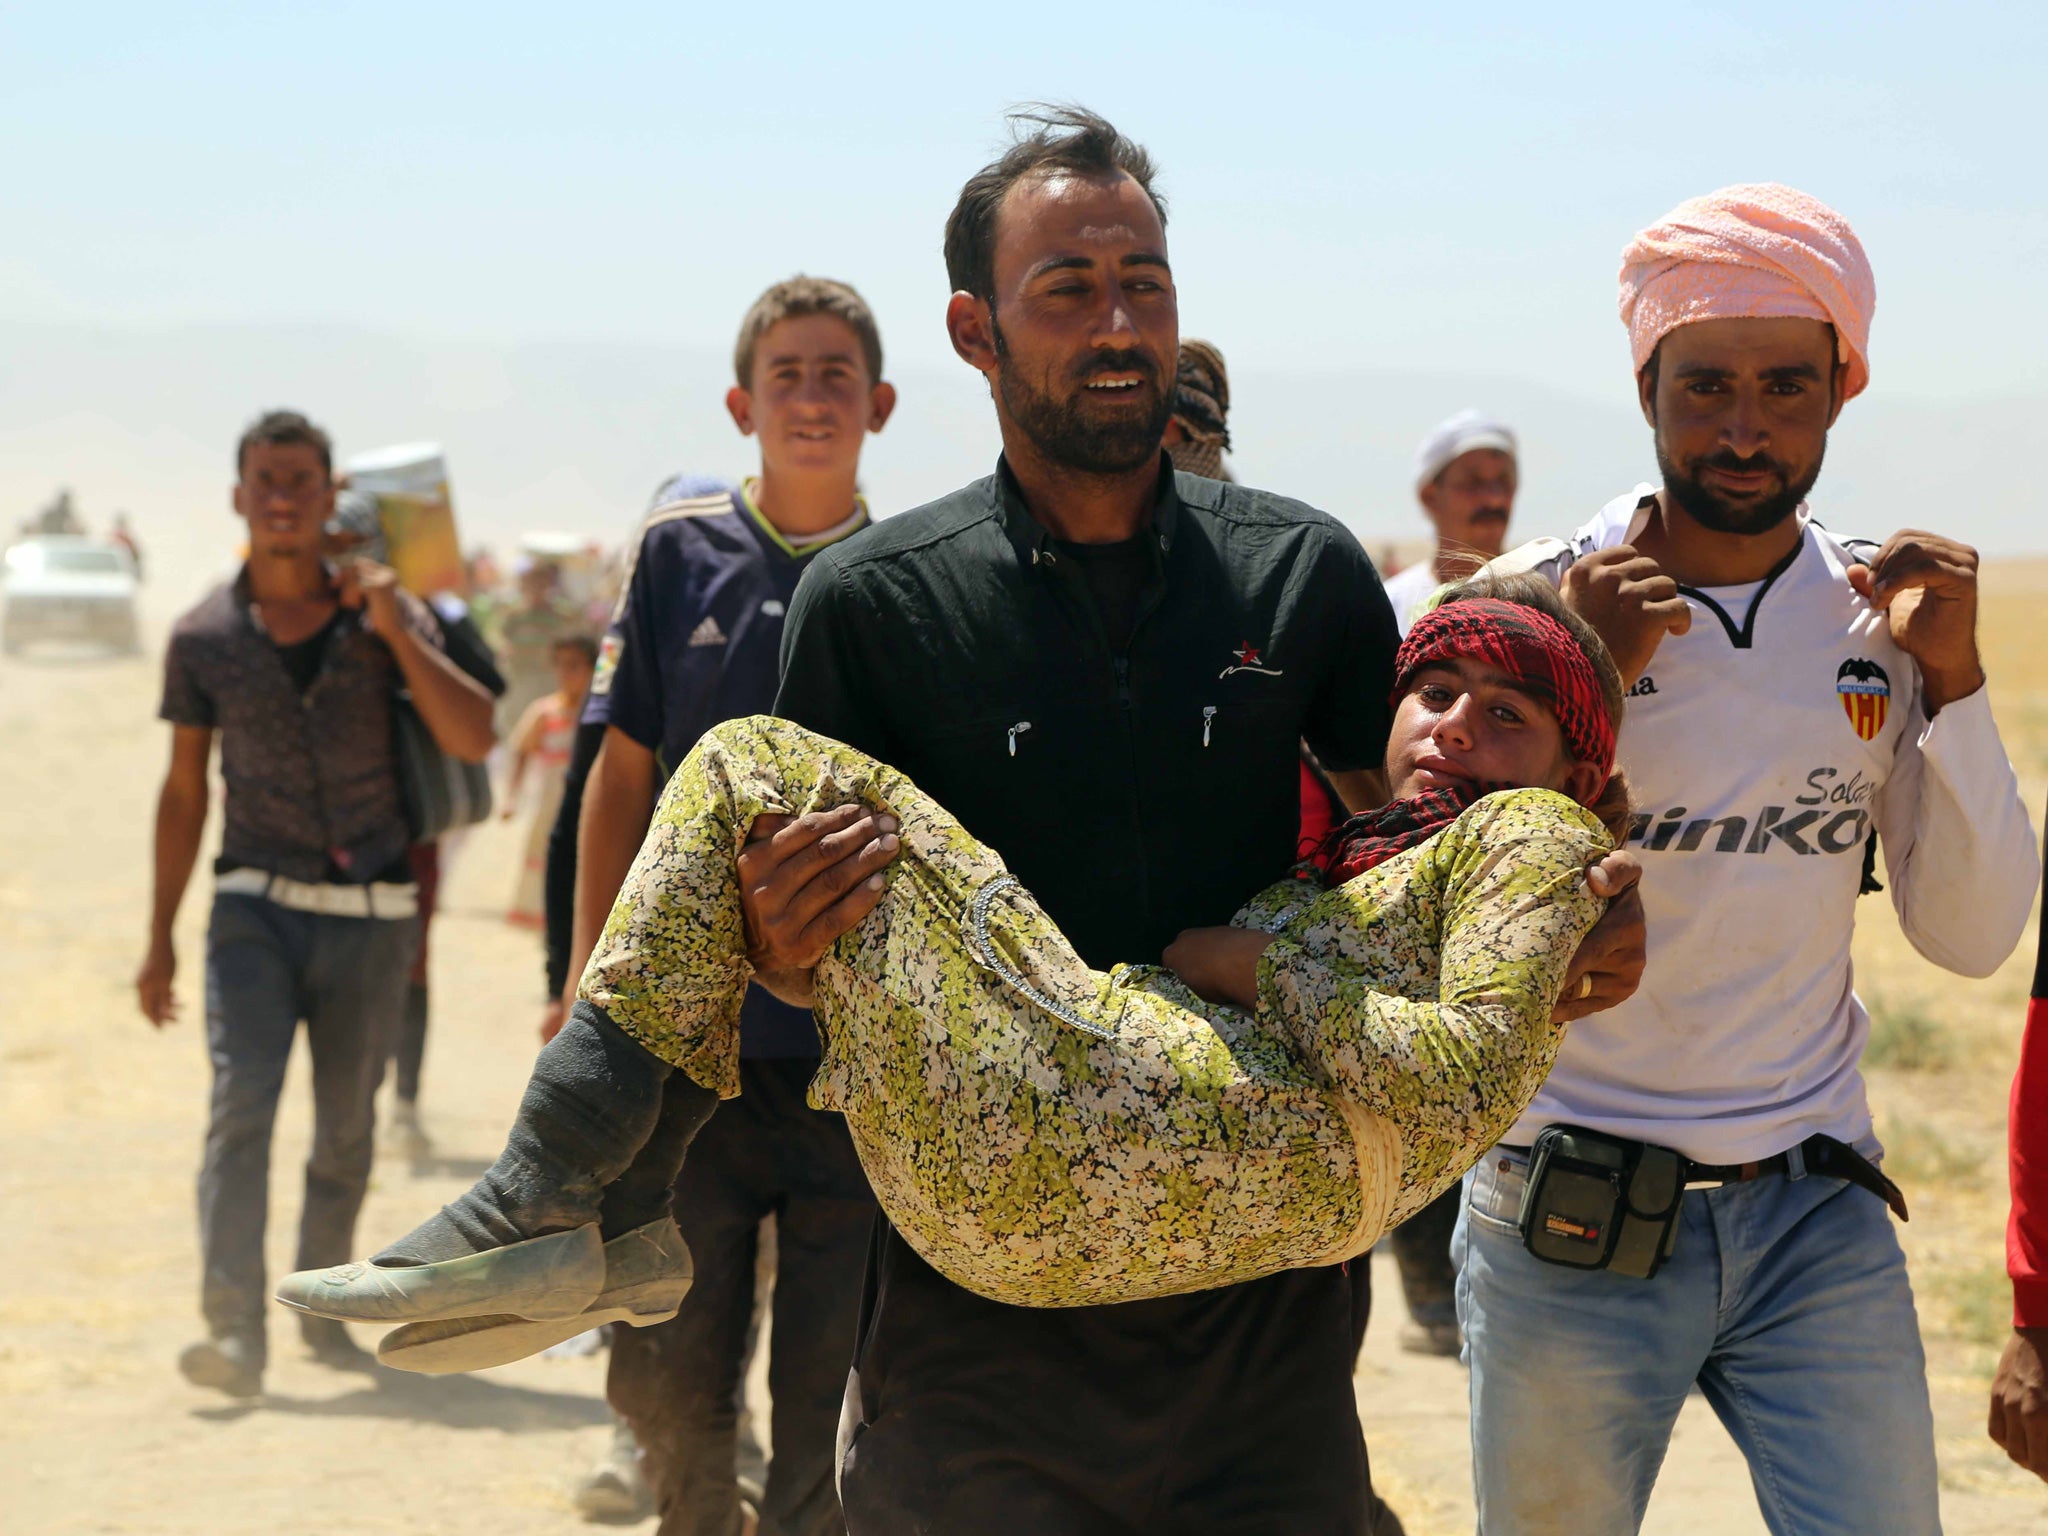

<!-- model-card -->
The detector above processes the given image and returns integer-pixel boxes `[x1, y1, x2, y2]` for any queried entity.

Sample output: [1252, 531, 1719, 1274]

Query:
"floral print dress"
[583, 716, 1610, 1308]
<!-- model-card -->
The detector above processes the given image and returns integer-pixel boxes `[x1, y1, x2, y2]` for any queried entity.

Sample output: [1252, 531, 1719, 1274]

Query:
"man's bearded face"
[1655, 433, 1824, 537]
[992, 314, 1172, 475]
[1645, 317, 1840, 538]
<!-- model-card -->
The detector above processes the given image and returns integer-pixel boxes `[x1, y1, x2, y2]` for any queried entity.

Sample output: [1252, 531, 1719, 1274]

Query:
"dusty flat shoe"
[178, 1335, 263, 1398]
[572, 1419, 655, 1521]
[275, 1224, 604, 1325]
[376, 1217, 692, 1374]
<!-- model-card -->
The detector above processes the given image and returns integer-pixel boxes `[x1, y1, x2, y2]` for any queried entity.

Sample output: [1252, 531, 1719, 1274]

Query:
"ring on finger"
[1576, 974, 1594, 1002]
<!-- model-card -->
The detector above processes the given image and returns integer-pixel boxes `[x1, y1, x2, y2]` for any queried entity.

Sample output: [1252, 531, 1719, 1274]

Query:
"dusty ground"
[6, 566, 2048, 1534]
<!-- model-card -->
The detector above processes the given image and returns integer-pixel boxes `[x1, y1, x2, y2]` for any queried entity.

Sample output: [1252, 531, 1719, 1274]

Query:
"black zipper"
[1043, 547, 1162, 932]
[1113, 558, 1170, 936]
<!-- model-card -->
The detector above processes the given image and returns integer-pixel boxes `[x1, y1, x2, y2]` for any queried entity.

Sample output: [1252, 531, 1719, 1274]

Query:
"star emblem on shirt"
[1219, 641, 1284, 679]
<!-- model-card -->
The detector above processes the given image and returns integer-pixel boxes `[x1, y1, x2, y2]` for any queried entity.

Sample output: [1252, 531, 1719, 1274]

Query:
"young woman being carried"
[280, 576, 1629, 1371]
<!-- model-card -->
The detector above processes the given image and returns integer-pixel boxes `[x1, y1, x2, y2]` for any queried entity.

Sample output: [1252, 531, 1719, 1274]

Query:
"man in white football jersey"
[1457, 185, 2039, 1535]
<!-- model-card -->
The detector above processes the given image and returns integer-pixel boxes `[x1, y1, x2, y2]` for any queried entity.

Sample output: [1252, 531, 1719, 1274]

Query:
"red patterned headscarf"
[1393, 599, 1616, 788]
[1323, 597, 1615, 884]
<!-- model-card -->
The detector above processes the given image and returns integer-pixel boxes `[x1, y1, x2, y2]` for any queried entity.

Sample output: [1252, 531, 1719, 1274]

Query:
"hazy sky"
[8, 3, 2045, 405]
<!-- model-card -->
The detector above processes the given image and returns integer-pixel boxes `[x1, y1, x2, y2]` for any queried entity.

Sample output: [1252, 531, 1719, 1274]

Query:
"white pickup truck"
[2, 536, 141, 655]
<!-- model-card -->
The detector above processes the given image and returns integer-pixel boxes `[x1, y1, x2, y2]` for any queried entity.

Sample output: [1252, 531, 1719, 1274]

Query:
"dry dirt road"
[5, 602, 2047, 1534]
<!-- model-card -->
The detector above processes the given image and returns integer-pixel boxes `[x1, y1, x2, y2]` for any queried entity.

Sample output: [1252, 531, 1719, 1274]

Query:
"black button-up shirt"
[777, 458, 1395, 967]
[160, 569, 439, 884]
[774, 458, 1400, 1529]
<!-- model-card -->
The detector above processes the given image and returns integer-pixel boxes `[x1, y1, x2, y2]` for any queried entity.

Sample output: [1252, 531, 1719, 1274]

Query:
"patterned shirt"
[159, 568, 441, 884]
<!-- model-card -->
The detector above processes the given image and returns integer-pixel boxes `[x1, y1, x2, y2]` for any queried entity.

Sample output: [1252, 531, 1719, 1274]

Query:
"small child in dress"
[505, 635, 598, 927]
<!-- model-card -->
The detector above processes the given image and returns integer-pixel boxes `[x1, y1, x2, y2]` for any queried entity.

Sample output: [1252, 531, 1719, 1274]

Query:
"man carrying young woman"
[280, 571, 1630, 1346]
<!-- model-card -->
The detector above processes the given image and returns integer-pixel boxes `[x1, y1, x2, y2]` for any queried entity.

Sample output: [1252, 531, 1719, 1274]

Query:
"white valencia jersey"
[1502, 487, 2038, 1164]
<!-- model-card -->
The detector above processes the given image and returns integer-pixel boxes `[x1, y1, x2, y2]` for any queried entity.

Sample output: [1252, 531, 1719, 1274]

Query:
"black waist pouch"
[1517, 1125, 1685, 1280]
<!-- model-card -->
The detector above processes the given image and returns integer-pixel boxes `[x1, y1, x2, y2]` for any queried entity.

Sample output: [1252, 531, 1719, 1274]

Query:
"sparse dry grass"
[1931, 1261, 2018, 1351]
[1867, 995, 1956, 1072]
[1881, 1114, 1992, 1187]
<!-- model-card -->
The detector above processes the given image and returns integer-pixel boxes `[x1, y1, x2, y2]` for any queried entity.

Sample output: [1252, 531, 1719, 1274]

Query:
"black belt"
[1685, 1133, 1908, 1221]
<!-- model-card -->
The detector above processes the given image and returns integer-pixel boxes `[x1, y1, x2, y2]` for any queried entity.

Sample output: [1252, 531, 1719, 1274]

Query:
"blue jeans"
[198, 893, 419, 1355]
[1455, 1146, 1939, 1536]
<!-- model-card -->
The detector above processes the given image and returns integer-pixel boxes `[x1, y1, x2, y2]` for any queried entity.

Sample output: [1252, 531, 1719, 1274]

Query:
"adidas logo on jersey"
[687, 616, 727, 648]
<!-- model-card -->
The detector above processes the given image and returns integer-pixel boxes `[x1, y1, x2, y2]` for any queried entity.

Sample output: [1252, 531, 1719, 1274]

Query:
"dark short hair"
[733, 275, 884, 388]
[236, 410, 332, 477]
[944, 105, 1166, 303]
[553, 634, 601, 666]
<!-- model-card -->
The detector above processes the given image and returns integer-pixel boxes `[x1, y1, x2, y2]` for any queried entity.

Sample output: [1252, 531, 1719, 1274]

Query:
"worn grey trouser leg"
[295, 910, 419, 1277]
[375, 1002, 716, 1266]
[198, 895, 303, 1356]
[197, 897, 416, 1352]
[391, 979, 430, 1104]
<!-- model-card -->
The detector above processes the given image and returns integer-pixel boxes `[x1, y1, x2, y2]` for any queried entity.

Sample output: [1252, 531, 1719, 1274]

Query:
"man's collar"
[991, 452, 1183, 564]
[232, 561, 348, 635]
[737, 479, 870, 558]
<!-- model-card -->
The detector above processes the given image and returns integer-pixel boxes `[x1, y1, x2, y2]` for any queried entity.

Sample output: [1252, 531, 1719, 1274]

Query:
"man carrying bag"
[138, 411, 496, 1398]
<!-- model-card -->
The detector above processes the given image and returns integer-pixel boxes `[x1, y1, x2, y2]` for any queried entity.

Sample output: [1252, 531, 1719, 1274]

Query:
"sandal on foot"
[375, 1217, 693, 1374]
[275, 1223, 604, 1325]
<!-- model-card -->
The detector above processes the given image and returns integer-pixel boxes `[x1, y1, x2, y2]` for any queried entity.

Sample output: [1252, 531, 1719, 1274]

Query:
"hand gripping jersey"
[1499, 487, 2037, 1165]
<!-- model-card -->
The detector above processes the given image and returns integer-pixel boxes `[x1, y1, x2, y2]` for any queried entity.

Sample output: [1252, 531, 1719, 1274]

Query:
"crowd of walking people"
[134, 106, 2048, 1536]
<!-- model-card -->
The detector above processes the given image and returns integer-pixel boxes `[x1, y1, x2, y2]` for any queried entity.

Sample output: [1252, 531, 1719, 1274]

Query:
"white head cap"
[1412, 410, 1517, 492]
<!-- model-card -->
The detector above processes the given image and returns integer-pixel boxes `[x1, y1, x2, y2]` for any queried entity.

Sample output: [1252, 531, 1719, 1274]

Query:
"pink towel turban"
[1618, 183, 1875, 401]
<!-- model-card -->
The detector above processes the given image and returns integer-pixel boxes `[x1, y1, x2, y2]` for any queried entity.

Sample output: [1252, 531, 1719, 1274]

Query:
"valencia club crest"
[1837, 657, 1890, 741]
